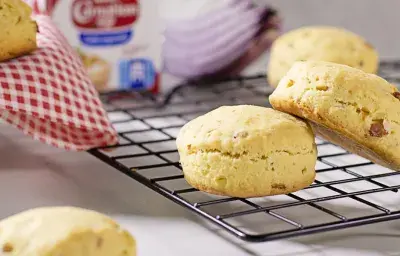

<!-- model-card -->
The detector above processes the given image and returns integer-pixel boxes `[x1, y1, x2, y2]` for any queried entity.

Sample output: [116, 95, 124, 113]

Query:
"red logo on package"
[71, 0, 139, 30]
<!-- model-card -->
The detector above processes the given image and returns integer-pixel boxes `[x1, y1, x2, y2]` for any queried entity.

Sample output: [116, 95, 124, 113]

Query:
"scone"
[176, 105, 317, 198]
[267, 26, 379, 87]
[0, 0, 38, 62]
[77, 49, 111, 91]
[0, 207, 136, 256]
[270, 60, 400, 171]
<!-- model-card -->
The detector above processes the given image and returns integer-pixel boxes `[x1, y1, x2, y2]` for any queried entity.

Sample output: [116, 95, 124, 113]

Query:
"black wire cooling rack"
[89, 61, 400, 242]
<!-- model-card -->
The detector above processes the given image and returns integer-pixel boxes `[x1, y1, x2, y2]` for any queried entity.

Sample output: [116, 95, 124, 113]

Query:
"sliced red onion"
[163, 0, 253, 35]
[162, 0, 279, 79]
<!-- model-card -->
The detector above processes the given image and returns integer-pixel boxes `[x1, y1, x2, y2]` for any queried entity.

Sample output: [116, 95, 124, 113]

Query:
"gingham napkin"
[0, 14, 118, 151]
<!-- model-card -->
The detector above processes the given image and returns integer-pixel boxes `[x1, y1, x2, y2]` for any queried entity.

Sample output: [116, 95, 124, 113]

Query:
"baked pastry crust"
[270, 61, 400, 171]
[267, 26, 379, 87]
[176, 105, 317, 198]
[0, 0, 38, 62]
[0, 207, 136, 255]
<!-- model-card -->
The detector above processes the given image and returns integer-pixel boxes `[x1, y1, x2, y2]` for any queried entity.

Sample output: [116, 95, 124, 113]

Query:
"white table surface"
[1, 125, 400, 256]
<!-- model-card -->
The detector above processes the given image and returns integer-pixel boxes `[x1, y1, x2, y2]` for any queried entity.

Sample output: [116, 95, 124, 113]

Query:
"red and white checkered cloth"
[0, 14, 118, 151]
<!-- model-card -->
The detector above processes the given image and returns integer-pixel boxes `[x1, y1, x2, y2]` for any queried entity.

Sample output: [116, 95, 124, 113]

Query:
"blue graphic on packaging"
[79, 30, 133, 46]
[119, 58, 156, 90]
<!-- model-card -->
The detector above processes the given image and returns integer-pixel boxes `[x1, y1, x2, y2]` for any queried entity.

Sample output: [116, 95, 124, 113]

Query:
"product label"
[71, 0, 139, 46]
[119, 58, 156, 90]
[48, 0, 162, 93]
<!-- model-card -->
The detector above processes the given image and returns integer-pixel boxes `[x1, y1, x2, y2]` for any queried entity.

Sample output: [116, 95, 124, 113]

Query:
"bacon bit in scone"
[359, 60, 364, 67]
[2, 243, 13, 252]
[364, 41, 374, 49]
[356, 107, 370, 120]
[287, 79, 295, 87]
[393, 92, 400, 100]
[316, 85, 328, 91]
[369, 120, 388, 137]
[272, 183, 286, 190]
[233, 131, 248, 139]
[215, 176, 227, 187]
[97, 237, 103, 248]
[361, 107, 370, 114]
[187, 144, 192, 150]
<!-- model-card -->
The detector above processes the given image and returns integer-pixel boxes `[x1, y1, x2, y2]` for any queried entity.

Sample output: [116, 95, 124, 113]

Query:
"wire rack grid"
[89, 61, 400, 242]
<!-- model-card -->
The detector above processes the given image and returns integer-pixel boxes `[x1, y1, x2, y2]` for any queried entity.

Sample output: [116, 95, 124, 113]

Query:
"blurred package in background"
[32, 0, 279, 93]
[45, 0, 162, 93]
[160, 0, 280, 85]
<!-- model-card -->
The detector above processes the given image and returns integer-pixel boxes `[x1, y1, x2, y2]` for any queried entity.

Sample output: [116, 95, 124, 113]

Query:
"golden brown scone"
[77, 49, 111, 91]
[270, 60, 400, 171]
[0, 0, 38, 62]
[176, 105, 317, 198]
[0, 207, 136, 256]
[267, 26, 379, 87]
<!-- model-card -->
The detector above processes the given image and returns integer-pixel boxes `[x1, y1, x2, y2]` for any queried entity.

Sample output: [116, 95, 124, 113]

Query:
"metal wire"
[90, 60, 400, 242]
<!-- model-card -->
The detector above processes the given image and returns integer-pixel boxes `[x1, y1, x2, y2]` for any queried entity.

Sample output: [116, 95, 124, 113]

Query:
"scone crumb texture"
[0, 206, 136, 256]
[176, 105, 317, 198]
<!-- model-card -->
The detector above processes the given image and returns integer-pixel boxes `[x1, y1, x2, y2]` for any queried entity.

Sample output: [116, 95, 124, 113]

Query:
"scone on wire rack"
[267, 26, 379, 87]
[0, 207, 136, 255]
[0, 0, 38, 62]
[270, 60, 400, 171]
[176, 105, 317, 198]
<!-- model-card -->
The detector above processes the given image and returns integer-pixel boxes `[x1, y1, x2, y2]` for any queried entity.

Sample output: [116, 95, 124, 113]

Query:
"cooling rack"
[89, 60, 400, 242]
